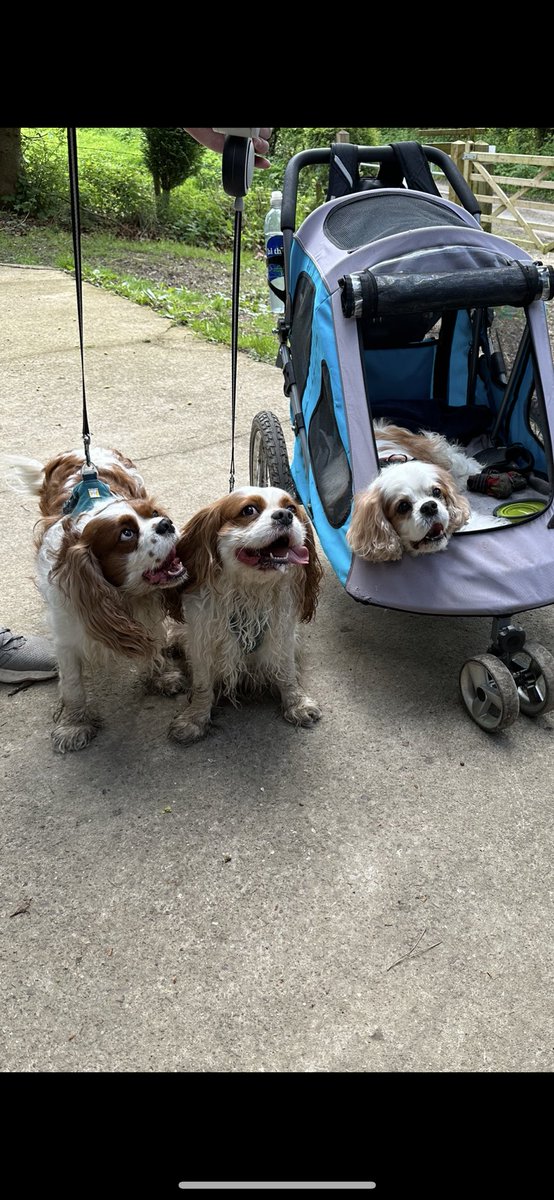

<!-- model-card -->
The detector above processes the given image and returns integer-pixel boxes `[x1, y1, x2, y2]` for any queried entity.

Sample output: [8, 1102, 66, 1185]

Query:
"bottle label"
[266, 233, 284, 282]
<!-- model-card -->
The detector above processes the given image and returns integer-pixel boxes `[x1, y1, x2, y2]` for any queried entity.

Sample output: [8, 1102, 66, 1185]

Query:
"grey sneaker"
[0, 627, 58, 683]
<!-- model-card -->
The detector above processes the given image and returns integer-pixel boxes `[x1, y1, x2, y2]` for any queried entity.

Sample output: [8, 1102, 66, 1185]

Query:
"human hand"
[183, 128, 272, 168]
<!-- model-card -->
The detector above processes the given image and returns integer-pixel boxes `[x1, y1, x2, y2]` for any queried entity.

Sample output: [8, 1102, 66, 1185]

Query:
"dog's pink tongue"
[144, 551, 184, 583]
[286, 545, 309, 564]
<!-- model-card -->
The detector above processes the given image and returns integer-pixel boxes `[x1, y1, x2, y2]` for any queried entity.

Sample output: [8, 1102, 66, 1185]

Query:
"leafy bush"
[16, 128, 156, 231]
[77, 156, 156, 232]
[159, 176, 232, 248]
[15, 128, 68, 219]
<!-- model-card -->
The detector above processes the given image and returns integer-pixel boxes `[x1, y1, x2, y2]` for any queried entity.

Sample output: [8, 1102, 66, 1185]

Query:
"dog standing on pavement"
[6, 447, 188, 753]
[165, 485, 323, 744]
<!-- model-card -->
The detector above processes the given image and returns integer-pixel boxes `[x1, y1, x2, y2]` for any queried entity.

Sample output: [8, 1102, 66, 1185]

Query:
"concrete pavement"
[1, 264, 553, 1075]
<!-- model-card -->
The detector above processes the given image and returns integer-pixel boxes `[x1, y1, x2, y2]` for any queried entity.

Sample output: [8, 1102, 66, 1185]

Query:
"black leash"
[229, 196, 244, 493]
[216, 131, 259, 493]
[67, 127, 93, 470]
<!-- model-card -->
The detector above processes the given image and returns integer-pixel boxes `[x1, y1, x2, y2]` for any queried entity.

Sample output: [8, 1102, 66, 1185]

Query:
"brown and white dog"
[6, 448, 188, 753]
[347, 420, 481, 562]
[165, 485, 323, 744]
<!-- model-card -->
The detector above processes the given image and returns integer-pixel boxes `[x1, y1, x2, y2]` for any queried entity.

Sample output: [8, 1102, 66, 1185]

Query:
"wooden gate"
[420, 132, 554, 257]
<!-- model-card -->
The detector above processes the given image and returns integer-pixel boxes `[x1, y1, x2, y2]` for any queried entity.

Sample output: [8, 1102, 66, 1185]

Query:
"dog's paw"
[168, 711, 210, 745]
[146, 666, 190, 697]
[52, 715, 101, 754]
[283, 697, 322, 727]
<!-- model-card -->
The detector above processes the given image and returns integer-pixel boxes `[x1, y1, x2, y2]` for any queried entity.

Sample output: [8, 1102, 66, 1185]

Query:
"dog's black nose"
[271, 509, 293, 526]
[155, 517, 175, 536]
[420, 501, 438, 517]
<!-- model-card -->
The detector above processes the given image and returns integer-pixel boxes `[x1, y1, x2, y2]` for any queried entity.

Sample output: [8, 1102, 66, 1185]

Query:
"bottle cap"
[270, 191, 282, 208]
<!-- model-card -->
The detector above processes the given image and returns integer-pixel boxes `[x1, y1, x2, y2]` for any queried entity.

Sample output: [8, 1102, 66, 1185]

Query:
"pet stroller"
[249, 141, 554, 731]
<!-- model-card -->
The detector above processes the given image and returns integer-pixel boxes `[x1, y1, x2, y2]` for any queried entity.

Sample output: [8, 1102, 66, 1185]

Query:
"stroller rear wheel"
[509, 641, 554, 717]
[459, 654, 520, 732]
[249, 411, 297, 496]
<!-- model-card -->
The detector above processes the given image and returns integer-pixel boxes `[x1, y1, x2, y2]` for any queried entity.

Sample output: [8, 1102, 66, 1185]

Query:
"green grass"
[22, 127, 146, 169]
[0, 222, 233, 267]
[71, 127, 145, 167]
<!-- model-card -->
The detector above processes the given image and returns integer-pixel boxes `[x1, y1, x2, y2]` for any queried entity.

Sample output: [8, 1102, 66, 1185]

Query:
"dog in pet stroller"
[249, 141, 554, 732]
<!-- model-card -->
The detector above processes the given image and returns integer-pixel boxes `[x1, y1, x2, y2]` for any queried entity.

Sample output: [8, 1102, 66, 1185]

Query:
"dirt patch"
[92, 251, 237, 296]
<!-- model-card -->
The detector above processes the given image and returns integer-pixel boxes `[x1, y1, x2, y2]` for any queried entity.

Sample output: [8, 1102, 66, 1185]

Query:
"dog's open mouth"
[411, 522, 447, 549]
[236, 535, 309, 570]
[143, 548, 187, 586]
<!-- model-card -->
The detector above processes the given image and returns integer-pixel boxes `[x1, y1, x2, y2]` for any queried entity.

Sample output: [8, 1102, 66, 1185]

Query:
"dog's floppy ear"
[174, 503, 225, 589]
[162, 585, 186, 623]
[295, 507, 324, 622]
[51, 522, 156, 658]
[438, 468, 472, 533]
[347, 486, 403, 562]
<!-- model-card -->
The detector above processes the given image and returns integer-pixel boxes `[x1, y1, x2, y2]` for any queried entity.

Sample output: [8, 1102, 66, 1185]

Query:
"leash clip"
[83, 432, 92, 467]
[81, 460, 99, 482]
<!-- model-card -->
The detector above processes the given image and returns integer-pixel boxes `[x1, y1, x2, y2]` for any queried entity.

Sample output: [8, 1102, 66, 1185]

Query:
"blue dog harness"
[62, 467, 119, 517]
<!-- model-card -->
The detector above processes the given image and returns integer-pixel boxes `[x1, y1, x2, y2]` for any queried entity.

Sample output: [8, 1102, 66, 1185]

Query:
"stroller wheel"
[249, 411, 297, 497]
[459, 654, 520, 732]
[509, 640, 554, 717]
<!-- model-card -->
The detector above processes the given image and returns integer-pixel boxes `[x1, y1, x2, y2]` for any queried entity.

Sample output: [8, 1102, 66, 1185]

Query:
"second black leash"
[216, 130, 260, 494]
[229, 196, 243, 494]
[67, 127, 93, 470]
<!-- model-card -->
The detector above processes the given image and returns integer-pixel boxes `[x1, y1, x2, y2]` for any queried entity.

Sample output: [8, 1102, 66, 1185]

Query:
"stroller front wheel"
[459, 654, 520, 732]
[509, 640, 554, 717]
[249, 410, 297, 497]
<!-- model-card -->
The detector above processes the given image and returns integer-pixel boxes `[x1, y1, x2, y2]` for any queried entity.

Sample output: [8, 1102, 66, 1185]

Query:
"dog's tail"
[1, 454, 45, 496]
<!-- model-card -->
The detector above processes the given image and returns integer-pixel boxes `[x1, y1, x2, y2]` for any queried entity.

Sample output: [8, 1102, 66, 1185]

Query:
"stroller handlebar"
[339, 262, 554, 320]
[281, 144, 480, 235]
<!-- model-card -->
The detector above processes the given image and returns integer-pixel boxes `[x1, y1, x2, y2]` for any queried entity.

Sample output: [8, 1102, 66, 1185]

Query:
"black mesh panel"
[290, 273, 315, 403]
[308, 362, 352, 528]
[325, 193, 468, 251]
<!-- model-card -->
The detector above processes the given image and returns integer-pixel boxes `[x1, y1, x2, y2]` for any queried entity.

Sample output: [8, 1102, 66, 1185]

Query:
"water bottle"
[264, 190, 285, 314]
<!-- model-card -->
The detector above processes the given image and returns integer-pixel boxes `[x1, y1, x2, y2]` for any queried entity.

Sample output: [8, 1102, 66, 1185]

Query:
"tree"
[0, 127, 22, 203]
[140, 128, 203, 220]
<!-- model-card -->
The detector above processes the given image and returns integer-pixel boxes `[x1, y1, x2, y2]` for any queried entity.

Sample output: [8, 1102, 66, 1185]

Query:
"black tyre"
[510, 640, 554, 716]
[249, 410, 297, 496]
[459, 654, 520, 732]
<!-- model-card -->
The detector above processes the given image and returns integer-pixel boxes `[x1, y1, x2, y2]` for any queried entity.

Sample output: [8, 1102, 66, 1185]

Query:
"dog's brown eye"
[431, 487, 442, 499]
[151, 510, 159, 518]
[241, 504, 259, 517]
[286, 504, 297, 514]
[397, 500, 412, 514]
[120, 527, 136, 541]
